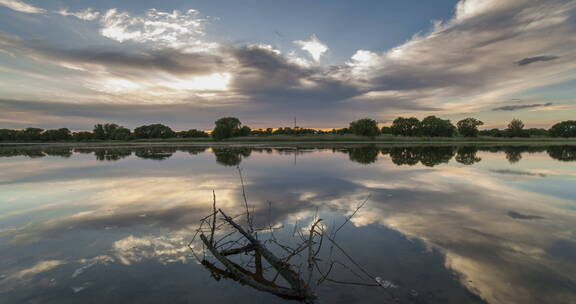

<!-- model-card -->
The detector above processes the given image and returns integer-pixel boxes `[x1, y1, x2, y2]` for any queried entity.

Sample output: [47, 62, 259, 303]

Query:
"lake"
[0, 144, 575, 304]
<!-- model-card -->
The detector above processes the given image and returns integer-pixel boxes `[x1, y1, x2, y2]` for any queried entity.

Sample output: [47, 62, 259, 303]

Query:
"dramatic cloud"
[1, 0, 575, 127]
[515, 55, 559, 66]
[492, 102, 553, 111]
[99, 8, 216, 51]
[294, 34, 328, 63]
[57, 8, 100, 21]
[0, 0, 44, 14]
[342, 0, 576, 113]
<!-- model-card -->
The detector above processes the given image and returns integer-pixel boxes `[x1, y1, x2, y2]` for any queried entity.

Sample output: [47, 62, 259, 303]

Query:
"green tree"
[380, 126, 393, 135]
[456, 118, 484, 137]
[42, 128, 71, 141]
[133, 124, 176, 139]
[549, 120, 576, 138]
[506, 119, 528, 137]
[178, 129, 209, 138]
[419, 116, 456, 137]
[212, 117, 243, 140]
[16, 128, 44, 141]
[237, 126, 252, 137]
[0, 129, 17, 141]
[73, 131, 94, 141]
[93, 124, 106, 140]
[391, 117, 420, 136]
[112, 127, 132, 140]
[349, 118, 380, 137]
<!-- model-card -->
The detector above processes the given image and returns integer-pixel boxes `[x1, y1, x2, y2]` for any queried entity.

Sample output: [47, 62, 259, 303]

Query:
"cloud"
[0, 0, 44, 14]
[492, 102, 553, 111]
[490, 169, 547, 177]
[57, 8, 100, 21]
[294, 34, 328, 63]
[99, 8, 216, 51]
[1, 1, 576, 126]
[229, 45, 360, 105]
[343, 0, 576, 112]
[515, 55, 559, 66]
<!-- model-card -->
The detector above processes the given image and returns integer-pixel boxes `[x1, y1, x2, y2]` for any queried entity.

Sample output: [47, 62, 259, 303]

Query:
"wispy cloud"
[515, 56, 559, 66]
[492, 102, 553, 111]
[0, 0, 44, 14]
[57, 8, 100, 21]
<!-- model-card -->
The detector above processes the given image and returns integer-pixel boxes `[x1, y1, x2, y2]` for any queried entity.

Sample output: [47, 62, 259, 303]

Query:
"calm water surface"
[0, 144, 575, 304]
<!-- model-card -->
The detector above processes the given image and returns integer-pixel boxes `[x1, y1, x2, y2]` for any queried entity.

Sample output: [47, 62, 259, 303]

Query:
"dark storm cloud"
[0, 33, 226, 76]
[229, 46, 362, 105]
[492, 102, 553, 111]
[515, 56, 559, 66]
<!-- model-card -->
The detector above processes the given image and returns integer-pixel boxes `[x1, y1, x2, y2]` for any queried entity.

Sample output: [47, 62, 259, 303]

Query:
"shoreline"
[2, 136, 576, 149]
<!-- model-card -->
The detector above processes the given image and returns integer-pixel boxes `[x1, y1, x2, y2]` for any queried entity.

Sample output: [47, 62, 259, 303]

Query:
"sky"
[0, 0, 575, 130]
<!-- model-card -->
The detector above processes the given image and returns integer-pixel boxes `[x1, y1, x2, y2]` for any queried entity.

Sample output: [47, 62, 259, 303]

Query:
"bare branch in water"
[188, 178, 389, 303]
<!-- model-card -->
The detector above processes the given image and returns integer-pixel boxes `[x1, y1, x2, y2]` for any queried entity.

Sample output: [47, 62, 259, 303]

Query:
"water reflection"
[0, 144, 575, 165]
[0, 144, 575, 303]
[213, 147, 252, 166]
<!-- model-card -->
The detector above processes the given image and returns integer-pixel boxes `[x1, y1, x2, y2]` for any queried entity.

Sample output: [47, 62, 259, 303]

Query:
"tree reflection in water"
[0, 144, 575, 166]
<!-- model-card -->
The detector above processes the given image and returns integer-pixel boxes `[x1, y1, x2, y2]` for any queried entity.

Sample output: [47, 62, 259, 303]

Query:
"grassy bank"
[1, 135, 576, 149]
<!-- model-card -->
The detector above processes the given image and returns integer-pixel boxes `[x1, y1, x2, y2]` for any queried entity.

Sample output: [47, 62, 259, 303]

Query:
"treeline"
[1, 117, 575, 142]
[1, 145, 574, 165]
[0, 123, 209, 141]
[352, 117, 576, 138]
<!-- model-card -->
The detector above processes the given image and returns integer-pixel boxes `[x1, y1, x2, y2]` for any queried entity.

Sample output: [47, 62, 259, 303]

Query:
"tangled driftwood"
[188, 168, 395, 303]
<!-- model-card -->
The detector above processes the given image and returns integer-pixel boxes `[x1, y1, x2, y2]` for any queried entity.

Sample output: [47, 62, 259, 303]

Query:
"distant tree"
[93, 124, 106, 140]
[212, 117, 243, 140]
[380, 126, 393, 135]
[73, 131, 94, 141]
[337, 128, 349, 135]
[134, 124, 175, 139]
[103, 123, 119, 139]
[391, 117, 420, 136]
[16, 128, 44, 141]
[506, 119, 528, 137]
[178, 129, 209, 138]
[94, 123, 132, 140]
[549, 120, 576, 137]
[456, 118, 484, 137]
[0, 129, 17, 141]
[112, 127, 132, 140]
[237, 126, 251, 137]
[479, 128, 505, 137]
[42, 128, 71, 141]
[526, 128, 548, 137]
[419, 116, 456, 137]
[349, 118, 380, 137]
